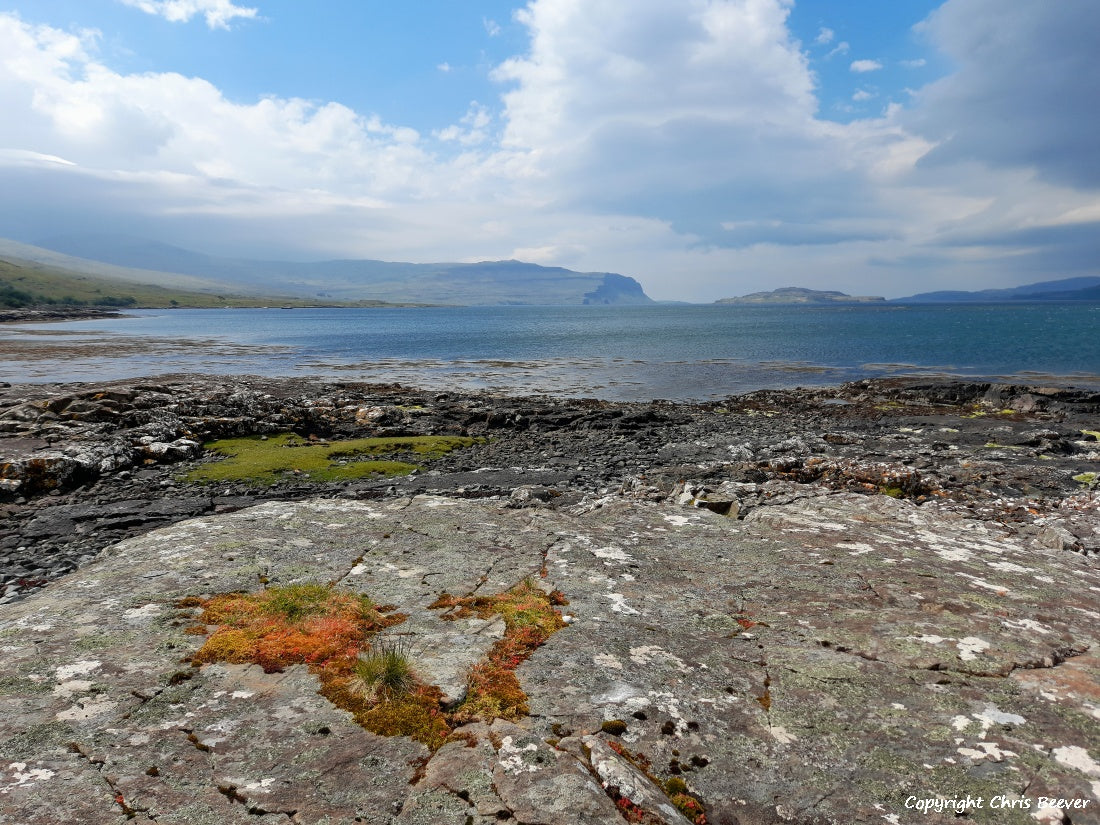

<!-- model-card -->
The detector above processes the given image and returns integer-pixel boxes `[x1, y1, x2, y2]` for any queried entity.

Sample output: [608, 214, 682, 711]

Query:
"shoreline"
[2, 373, 1097, 604]
[2, 372, 1099, 823]
[0, 306, 126, 324]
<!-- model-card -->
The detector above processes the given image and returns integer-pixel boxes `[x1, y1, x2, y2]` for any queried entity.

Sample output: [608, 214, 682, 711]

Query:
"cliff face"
[2, 490, 1097, 824]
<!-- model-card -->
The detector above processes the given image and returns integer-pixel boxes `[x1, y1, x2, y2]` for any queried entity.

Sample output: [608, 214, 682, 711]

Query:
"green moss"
[880, 486, 904, 498]
[0, 675, 51, 696]
[1073, 472, 1097, 487]
[1081, 429, 1100, 440]
[184, 432, 478, 485]
[601, 719, 628, 736]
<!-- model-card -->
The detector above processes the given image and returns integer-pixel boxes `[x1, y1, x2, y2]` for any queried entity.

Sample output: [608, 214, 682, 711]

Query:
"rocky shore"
[2, 375, 1098, 605]
[0, 307, 125, 324]
[1, 375, 1098, 823]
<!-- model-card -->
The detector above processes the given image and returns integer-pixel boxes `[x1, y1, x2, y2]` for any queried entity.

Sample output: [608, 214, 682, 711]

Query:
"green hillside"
[0, 257, 400, 308]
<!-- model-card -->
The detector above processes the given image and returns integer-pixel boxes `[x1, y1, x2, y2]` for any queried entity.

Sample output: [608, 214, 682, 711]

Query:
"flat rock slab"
[1, 494, 1099, 824]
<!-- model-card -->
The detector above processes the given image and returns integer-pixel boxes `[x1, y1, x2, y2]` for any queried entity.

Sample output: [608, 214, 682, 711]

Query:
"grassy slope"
[0, 256, 405, 308]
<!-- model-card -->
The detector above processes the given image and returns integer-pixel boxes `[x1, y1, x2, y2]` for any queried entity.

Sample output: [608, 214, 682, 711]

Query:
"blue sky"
[0, 0, 1097, 300]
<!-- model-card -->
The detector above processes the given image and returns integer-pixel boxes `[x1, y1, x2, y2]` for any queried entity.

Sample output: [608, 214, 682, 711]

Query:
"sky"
[0, 0, 1097, 301]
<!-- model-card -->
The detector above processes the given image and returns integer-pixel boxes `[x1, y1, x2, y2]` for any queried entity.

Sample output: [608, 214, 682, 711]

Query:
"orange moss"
[190, 585, 392, 673]
[185, 579, 570, 751]
[432, 579, 567, 725]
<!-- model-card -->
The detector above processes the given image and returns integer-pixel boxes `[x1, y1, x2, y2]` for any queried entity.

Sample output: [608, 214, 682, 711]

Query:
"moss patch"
[430, 580, 568, 724]
[184, 433, 478, 485]
[184, 579, 568, 752]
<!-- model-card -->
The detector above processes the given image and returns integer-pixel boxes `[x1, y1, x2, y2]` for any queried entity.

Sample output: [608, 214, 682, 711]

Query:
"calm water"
[2, 304, 1098, 401]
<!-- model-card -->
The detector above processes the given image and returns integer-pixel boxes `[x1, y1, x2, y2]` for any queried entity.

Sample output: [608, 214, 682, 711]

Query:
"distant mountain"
[0, 253, 404, 309]
[24, 235, 654, 306]
[897, 276, 1100, 303]
[715, 287, 885, 305]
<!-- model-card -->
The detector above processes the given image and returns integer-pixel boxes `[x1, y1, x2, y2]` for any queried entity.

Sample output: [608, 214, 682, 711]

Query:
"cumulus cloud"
[1, 1, 1099, 300]
[118, 0, 257, 29]
[908, 0, 1100, 189]
[434, 103, 492, 146]
[850, 59, 882, 73]
[815, 27, 834, 45]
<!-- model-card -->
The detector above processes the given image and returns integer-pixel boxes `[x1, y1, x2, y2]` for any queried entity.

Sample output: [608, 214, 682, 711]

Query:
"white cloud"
[117, 0, 257, 30]
[852, 89, 874, 102]
[434, 103, 492, 146]
[483, 17, 502, 37]
[826, 41, 850, 58]
[850, 59, 883, 73]
[437, 62, 452, 73]
[1, 2, 1099, 301]
[815, 27, 834, 45]
[901, 58, 926, 68]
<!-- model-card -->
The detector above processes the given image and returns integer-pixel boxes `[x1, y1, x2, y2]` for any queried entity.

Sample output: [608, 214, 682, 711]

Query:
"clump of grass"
[350, 640, 416, 700]
[431, 579, 568, 725]
[184, 433, 480, 485]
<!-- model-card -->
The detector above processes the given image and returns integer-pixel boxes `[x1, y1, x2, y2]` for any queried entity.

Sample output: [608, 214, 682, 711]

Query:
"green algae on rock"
[183, 432, 479, 484]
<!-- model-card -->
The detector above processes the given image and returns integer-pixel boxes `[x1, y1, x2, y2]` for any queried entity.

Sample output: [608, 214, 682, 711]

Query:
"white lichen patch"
[838, 542, 876, 556]
[975, 706, 1026, 734]
[2, 763, 55, 793]
[769, 725, 798, 744]
[1051, 745, 1100, 778]
[650, 692, 688, 735]
[591, 545, 632, 562]
[955, 572, 1011, 595]
[936, 547, 973, 562]
[498, 736, 540, 775]
[122, 603, 162, 622]
[55, 660, 101, 680]
[240, 778, 278, 793]
[957, 741, 1017, 762]
[662, 514, 692, 527]
[52, 680, 94, 699]
[380, 562, 425, 579]
[55, 695, 118, 721]
[629, 646, 689, 673]
[987, 561, 1034, 574]
[1002, 618, 1052, 634]
[603, 593, 640, 615]
[593, 653, 623, 671]
[957, 637, 991, 661]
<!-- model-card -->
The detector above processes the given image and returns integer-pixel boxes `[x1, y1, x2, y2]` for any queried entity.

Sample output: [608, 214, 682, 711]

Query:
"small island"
[715, 286, 886, 304]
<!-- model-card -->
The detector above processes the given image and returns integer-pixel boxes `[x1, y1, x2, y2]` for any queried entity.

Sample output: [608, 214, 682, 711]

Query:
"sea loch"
[3, 302, 1098, 399]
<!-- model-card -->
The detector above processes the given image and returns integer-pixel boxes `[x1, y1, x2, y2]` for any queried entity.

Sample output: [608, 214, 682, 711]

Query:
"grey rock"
[2, 493, 1098, 824]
